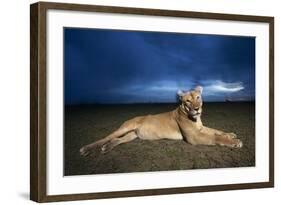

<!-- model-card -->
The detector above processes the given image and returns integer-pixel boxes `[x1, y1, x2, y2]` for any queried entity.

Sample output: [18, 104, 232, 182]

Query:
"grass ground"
[64, 102, 255, 176]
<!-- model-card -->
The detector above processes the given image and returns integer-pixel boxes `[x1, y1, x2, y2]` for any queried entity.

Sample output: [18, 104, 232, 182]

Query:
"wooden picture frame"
[30, 1, 274, 202]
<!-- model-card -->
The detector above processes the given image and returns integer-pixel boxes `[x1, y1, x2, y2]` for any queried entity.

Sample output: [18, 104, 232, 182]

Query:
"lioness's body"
[80, 86, 242, 156]
[134, 111, 183, 141]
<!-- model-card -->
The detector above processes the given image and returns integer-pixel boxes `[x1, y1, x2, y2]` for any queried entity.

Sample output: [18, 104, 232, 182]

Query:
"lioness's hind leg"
[80, 118, 142, 157]
[101, 131, 138, 154]
[79, 129, 124, 157]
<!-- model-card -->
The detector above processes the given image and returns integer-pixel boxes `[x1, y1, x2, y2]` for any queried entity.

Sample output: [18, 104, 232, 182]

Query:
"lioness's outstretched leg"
[80, 117, 143, 156]
[101, 131, 138, 153]
[203, 127, 237, 138]
[214, 133, 243, 148]
[188, 127, 242, 148]
[201, 127, 241, 147]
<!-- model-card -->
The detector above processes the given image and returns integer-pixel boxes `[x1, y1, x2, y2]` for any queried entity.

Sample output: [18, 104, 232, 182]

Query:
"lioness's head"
[177, 86, 203, 120]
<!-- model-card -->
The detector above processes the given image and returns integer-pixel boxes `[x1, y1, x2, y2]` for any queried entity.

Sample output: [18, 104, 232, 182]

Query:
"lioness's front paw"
[228, 132, 237, 139]
[231, 138, 243, 148]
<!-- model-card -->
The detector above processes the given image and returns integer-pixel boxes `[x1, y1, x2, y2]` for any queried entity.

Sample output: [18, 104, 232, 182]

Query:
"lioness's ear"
[195, 86, 203, 94]
[177, 90, 185, 97]
[177, 90, 185, 101]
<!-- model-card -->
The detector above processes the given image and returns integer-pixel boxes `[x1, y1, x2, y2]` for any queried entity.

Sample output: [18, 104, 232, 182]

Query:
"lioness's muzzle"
[189, 110, 200, 116]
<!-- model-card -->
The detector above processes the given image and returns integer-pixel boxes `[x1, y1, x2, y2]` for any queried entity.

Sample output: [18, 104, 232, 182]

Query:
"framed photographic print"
[30, 1, 274, 202]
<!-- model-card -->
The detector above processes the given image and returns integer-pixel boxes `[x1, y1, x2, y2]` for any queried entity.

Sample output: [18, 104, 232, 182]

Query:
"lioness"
[80, 86, 242, 156]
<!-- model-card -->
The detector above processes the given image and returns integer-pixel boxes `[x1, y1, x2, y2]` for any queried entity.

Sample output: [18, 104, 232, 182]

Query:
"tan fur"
[80, 86, 242, 156]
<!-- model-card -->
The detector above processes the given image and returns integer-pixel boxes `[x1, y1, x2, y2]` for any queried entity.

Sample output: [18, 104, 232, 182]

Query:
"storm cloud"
[64, 28, 255, 104]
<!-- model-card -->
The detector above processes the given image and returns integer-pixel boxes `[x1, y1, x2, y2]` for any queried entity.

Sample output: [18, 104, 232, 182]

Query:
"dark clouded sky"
[64, 28, 255, 105]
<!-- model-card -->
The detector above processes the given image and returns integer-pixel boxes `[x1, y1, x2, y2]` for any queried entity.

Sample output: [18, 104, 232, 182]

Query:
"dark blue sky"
[64, 28, 255, 105]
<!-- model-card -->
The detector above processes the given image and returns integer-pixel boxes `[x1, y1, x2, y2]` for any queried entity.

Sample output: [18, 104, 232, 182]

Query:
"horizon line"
[65, 100, 255, 106]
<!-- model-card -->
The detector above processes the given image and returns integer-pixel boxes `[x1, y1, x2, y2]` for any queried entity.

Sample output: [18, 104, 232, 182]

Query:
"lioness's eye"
[197, 96, 201, 99]
[186, 100, 191, 104]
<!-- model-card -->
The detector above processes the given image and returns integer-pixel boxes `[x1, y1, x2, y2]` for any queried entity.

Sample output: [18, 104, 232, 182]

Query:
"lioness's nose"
[194, 107, 199, 111]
